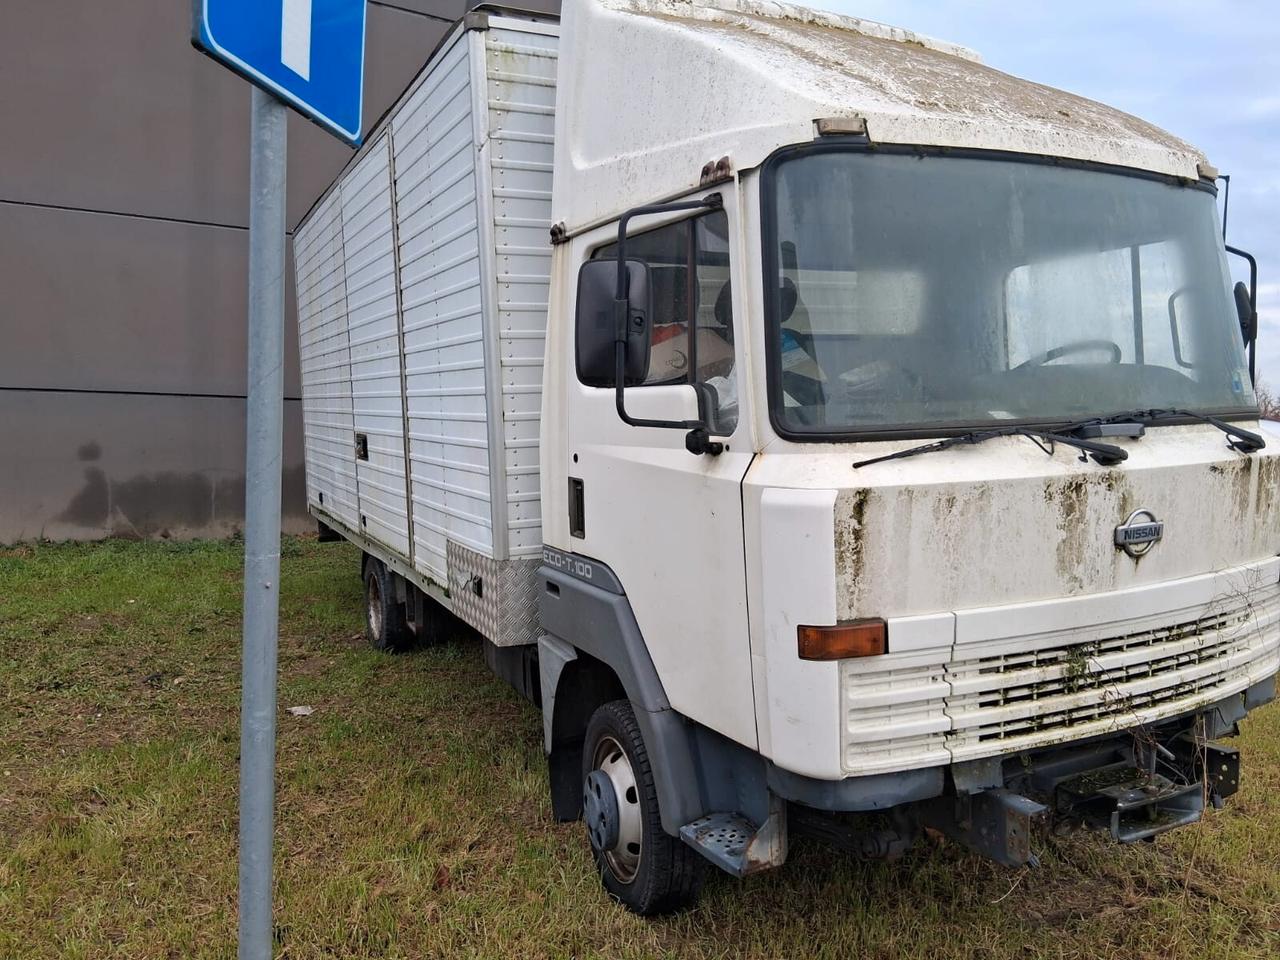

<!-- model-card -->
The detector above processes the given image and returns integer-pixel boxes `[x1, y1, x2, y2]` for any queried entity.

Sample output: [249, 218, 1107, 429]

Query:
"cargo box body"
[293, 10, 558, 646]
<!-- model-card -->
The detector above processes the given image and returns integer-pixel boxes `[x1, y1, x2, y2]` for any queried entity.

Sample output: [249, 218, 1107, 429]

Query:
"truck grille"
[841, 589, 1280, 775]
[947, 599, 1274, 757]
[841, 656, 951, 776]
[946, 592, 1280, 760]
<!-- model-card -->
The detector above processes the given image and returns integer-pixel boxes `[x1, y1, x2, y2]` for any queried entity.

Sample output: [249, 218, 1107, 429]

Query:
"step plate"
[1057, 765, 1204, 842]
[679, 813, 756, 877]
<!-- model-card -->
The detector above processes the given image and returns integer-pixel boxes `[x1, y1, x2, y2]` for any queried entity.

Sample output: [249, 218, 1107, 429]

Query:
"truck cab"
[536, 0, 1276, 912]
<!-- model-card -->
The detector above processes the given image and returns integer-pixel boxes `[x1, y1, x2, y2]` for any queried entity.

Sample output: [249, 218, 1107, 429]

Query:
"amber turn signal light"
[797, 619, 887, 660]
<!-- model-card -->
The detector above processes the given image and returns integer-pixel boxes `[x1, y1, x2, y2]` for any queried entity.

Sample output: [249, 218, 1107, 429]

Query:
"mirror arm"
[612, 193, 723, 430]
[686, 383, 724, 456]
[1226, 244, 1258, 385]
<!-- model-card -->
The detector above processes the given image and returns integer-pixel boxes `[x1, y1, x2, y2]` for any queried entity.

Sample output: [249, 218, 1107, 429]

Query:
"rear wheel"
[363, 558, 410, 652]
[582, 699, 705, 915]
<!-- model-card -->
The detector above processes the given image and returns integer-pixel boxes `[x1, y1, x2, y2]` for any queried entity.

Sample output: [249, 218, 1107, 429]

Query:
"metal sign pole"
[193, 4, 362, 954]
[239, 85, 288, 960]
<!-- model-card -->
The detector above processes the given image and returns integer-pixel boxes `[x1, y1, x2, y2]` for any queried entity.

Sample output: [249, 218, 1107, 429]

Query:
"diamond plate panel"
[447, 539, 540, 646]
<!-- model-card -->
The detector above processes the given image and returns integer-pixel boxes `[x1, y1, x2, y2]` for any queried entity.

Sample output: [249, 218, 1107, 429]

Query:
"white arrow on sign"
[281, 0, 313, 81]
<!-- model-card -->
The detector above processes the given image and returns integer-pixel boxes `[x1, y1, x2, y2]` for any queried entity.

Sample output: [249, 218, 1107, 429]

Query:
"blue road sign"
[193, 0, 367, 145]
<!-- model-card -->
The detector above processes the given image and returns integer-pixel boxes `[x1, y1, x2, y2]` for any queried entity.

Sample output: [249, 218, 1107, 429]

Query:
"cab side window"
[591, 210, 738, 430]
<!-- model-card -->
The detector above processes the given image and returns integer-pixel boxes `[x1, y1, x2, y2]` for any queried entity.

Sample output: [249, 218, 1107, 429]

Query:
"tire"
[362, 558, 410, 652]
[582, 699, 706, 915]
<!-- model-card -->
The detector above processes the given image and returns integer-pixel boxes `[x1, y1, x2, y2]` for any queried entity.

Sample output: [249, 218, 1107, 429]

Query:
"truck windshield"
[764, 148, 1257, 438]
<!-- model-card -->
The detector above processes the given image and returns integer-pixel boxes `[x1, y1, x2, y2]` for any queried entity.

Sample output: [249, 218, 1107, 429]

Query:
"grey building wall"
[0, 0, 555, 543]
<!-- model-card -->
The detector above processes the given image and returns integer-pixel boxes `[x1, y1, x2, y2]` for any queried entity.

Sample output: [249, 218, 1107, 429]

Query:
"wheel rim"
[366, 574, 383, 641]
[588, 734, 643, 883]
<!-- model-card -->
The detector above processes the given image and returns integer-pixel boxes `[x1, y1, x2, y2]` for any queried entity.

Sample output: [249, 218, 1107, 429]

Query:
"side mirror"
[576, 258, 651, 387]
[1234, 280, 1257, 344]
[1226, 244, 1259, 385]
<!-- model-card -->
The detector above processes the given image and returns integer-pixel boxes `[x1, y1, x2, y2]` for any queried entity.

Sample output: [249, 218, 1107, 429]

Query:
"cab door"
[563, 188, 758, 749]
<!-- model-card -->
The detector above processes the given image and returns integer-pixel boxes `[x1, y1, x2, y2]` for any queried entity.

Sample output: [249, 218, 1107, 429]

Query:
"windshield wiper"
[1085, 408, 1265, 453]
[853, 426, 1127, 469]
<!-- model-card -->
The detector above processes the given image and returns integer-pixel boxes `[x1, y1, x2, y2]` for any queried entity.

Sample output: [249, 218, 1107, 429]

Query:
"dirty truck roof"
[553, 0, 1209, 233]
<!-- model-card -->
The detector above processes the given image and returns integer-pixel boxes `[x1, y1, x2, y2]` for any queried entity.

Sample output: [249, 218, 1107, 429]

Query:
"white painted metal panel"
[391, 33, 491, 584]
[294, 189, 359, 531]
[483, 25, 557, 560]
[554, 0, 1206, 238]
[562, 191, 759, 752]
[340, 134, 412, 558]
[754, 486, 843, 778]
[952, 557, 1280, 648]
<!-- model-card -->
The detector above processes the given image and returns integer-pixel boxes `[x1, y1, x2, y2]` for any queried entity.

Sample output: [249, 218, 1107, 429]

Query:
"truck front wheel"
[582, 700, 705, 915]
[362, 558, 410, 652]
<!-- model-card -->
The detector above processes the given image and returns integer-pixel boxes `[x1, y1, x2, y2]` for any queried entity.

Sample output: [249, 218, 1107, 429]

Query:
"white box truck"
[294, 0, 1278, 913]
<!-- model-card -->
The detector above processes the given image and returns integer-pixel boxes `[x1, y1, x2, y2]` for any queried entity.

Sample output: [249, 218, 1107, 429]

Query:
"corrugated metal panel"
[482, 24, 558, 560]
[340, 134, 412, 557]
[293, 14, 558, 598]
[392, 33, 492, 584]
[295, 190, 360, 531]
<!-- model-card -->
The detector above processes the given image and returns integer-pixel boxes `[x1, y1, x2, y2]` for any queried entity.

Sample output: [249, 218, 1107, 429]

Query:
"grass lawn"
[2, 537, 1280, 959]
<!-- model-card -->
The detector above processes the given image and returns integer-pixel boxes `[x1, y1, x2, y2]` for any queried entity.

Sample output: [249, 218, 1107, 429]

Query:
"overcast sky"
[821, 0, 1280, 389]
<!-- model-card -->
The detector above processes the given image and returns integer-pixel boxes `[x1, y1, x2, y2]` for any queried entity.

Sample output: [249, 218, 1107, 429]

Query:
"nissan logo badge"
[1114, 508, 1164, 558]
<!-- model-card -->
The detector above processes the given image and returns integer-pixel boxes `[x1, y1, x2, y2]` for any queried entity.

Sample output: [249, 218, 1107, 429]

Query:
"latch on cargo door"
[354, 433, 369, 461]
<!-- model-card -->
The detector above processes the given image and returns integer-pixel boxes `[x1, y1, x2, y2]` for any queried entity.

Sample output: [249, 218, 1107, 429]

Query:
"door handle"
[568, 477, 585, 539]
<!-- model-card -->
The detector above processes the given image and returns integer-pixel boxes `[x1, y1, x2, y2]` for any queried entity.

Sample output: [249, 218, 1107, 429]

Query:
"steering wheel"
[1014, 338, 1123, 370]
